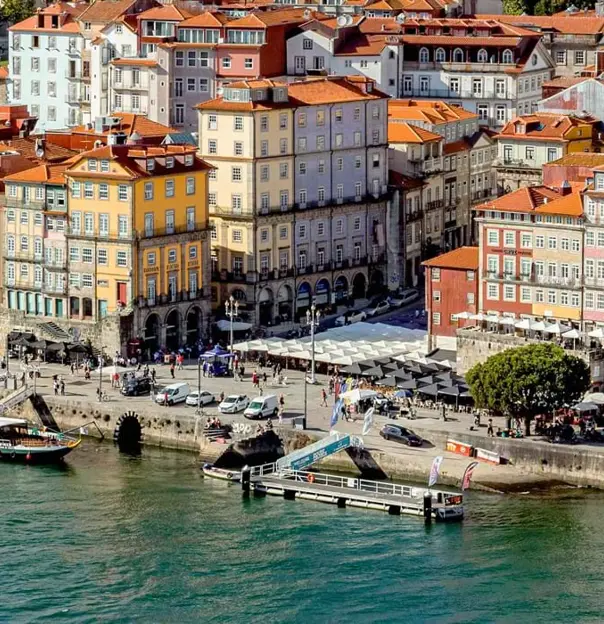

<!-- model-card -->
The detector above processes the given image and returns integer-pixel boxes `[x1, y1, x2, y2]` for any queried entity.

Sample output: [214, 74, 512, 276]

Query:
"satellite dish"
[336, 15, 347, 27]
[396, 13, 406, 23]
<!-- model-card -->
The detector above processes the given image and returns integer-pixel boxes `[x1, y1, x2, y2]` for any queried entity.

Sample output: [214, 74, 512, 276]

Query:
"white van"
[244, 394, 279, 420]
[156, 382, 190, 406]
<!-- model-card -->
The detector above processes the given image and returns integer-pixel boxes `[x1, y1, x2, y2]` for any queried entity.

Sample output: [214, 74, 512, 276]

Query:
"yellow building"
[64, 144, 212, 353]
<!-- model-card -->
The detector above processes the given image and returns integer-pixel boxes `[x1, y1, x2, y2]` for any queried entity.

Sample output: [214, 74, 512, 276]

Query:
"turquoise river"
[2, 441, 604, 623]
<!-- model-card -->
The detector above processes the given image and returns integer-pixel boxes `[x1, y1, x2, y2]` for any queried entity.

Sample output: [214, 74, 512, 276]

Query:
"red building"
[422, 247, 479, 350]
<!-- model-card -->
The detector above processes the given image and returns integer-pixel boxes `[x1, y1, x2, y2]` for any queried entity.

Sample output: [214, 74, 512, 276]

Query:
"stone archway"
[315, 278, 330, 308]
[277, 284, 293, 323]
[334, 275, 349, 304]
[113, 411, 143, 454]
[352, 273, 367, 299]
[368, 269, 385, 297]
[165, 309, 181, 351]
[186, 305, 203, 346]
[258, 287, 274, 326]
[144, 313, 161, 356]
[296, 281, 312, 318]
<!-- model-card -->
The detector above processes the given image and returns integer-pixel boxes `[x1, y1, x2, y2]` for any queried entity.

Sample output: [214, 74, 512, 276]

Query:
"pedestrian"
[278, 405, 284, 425]
[60, 379, 65, 396]
[259, 382, 263, 396]
[321, 388, 328, 407]
[263, 372, 267, 385]
[53, 380, 58, 395]
[487, 418, 494, 437]
[170, 363, 175, 379]
[70, 362, 75, 375]
[151, 368, 156, 384]
[441, 404, 447, 422]
[219, 391, 225, 403]
[240, 364, 245, 379]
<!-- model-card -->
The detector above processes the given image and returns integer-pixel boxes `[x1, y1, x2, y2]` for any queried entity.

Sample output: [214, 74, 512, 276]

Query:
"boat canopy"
[0, 417, 28, 428]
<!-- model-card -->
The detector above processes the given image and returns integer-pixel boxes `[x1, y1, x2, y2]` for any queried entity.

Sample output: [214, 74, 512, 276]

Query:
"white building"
[8, 2, 87, 130]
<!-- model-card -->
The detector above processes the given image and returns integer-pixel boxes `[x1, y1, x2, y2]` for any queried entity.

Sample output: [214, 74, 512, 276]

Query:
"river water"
[2, 441, 603, 623]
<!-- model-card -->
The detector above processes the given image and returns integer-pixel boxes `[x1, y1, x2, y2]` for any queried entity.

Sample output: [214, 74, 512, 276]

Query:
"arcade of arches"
[142, 304, 205, 356]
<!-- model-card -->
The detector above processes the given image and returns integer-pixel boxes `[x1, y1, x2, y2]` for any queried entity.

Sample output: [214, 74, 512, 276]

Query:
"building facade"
[197, 76, 390, 325]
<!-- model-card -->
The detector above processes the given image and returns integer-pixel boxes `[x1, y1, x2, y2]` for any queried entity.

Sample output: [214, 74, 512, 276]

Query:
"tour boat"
[0, 417, 81, 463]
[201, 463, 241, 482]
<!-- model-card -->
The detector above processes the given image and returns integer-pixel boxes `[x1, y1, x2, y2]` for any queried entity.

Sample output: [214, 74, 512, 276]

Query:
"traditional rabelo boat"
[0, 417, 81, 463]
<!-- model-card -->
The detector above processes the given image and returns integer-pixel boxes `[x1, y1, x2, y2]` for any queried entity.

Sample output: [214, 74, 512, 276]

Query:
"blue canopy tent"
[199, 346, 235, 376]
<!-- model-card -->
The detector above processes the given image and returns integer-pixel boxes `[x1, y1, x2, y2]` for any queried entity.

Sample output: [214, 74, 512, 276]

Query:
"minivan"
[155, 382, 190, 406]
[244, 394, 279, 420]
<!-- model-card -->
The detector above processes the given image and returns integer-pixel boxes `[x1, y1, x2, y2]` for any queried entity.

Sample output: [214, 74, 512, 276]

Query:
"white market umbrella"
[339, 389, 378, 403]
[454, 311, 472, 320]
[532, 321, 547, 331]
[545, 322, 571, 335]
[216, 320, 253, 332]
[561, 328, 581, 339]
[588, 327, 604, 339]
[469, 313, 487, 321]
[499, 317, 516, 326]
[515, 319, 535, 331]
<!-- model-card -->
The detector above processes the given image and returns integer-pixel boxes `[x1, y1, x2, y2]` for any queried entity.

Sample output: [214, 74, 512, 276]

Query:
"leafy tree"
[1, 0, 35, 25]
[503, 0, 529, 14]
[466, 343, 590, 435]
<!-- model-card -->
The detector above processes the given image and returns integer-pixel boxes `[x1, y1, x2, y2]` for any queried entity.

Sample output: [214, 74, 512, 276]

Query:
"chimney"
[560, 180, 572, 196]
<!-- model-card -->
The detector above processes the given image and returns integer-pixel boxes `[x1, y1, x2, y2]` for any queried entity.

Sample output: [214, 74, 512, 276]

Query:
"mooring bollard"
[423, 492, 432, 525]
[241, 466, 251, 498]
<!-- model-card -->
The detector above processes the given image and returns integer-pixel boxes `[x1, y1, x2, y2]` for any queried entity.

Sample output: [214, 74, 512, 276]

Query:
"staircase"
[276, 432, 362, 472]
[0, 386, 33, 414]
[37, 321, 71, 341]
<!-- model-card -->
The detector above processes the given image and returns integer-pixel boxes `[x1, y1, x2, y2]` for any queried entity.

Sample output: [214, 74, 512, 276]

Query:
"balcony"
[112, 105, 148, 115]
[257, 267, 296, 281]
[487, 272, 583, 289]
[495, 158, 541, 171]
[65, 70, 85, 81]
[136, 290, 206, 307]
[135, 222, 208, 239]
[43, 282, 67, 295]
[113, 80, 150, 91]
[65, 92, 82, 105]
[471, 189, 494, 203]
[406, 209, 423, 222]
[70, 229, 130, 242]
[425, 200, 444, 211]
[404, 87, 510, 100]
[3, 250, 42, 262]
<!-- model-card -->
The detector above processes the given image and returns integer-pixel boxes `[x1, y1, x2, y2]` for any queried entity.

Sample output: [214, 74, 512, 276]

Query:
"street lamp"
[306, 303, 321, 384]
[225, 295, 239, 357]
[98, 346, 106, 401]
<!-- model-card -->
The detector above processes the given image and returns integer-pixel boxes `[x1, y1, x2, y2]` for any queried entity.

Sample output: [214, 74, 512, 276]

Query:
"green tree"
[503, 0, 528, 14]
[466, 343, 590, 435]
[1, 0, 35, 25]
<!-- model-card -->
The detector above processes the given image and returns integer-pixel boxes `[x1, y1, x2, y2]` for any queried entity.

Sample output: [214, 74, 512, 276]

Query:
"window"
[432, 268, 440, 281]
[535, 235, 545, 249]
[199, 78, 209, 93]
[575, 50, 586, 65]
[547, 236, 557, 250]
[186, 177, 195, 195]
[260, 116, 268, 132]
[335, 219, 343, 235]
[419, 47, 429, 63]
[316, 135, 325, 151]
[556, 50, 566, 65]
[208, 114, 217, 130]
[303, 38, 313, 50]
[520, 233, 532, 249]
[487, 229, 499, 246]
[280, 163, 288, 179]
[432, 312, 441, 326]
[234, 116, 243, 131]
[234, 141, 243, 156]
[82, 248, 93, 263]
[487, 284, 499, 300]
[116, 251, 128, 267]
[232, 167, 242, 182]
[232, 229, 243, 243]
[222, 57, 231, 69]
[118, 215, 128, 238]
[118, 185, 128, 201]
[99, 213, 109, 236]
[261, 166, 269, 182]
[231, 195, 242, 214]
[572, 239, 580, 252]
[504, 231, 515, 248]
[97, 249, 108, 265]
[502, 49, 513, 64]
[504, 285, 515, 301]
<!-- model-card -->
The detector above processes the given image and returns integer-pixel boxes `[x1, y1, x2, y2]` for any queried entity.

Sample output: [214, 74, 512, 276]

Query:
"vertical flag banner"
[428, 456, 444, 487]
[461, 461, 479, 491]
[331, 399, 342, 428]
[362, 407, 375, 436]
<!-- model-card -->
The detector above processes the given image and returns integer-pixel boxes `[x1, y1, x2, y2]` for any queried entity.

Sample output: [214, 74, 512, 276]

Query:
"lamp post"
[306, 303, 321, 385]
[197, 356, 202, 409]
[225, 295, 239, 368]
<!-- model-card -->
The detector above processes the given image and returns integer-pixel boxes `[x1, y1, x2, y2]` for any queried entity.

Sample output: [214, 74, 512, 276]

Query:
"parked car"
[218, 394, 249, 414]
[186, 390, 215, 407]
[155, 382, 190, 406]
[121, 377, 151, 397]
[244, 395, 279, 419]
[379, 424, 423, 446]
[335, 309, 367, 326]
[365, 300, 391, 317]
[388, 288, 420, 308]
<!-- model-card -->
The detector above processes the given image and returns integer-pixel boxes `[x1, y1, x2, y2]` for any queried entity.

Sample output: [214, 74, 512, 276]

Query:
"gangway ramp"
[276, 432, 362, 471]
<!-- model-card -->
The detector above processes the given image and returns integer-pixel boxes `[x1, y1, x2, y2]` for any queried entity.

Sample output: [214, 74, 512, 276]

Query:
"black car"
[121, 377, 151, 397]
[379, 424, 423, 446]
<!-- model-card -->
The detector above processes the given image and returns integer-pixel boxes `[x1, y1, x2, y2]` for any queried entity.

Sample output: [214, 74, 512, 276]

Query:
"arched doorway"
[334, 275, 349, 304]
[315, 278, 330, 309]
[258, 287, 274, 326]
[113, 411, 142, 455]
[82, 297, 93, 319]
[186, 306, 203, 346]
[368, 269, 385, 297]
[144, 313, 161, 356]
[277, 284, 293, 323]
[296, 281, 312, 319]
[165, 309, 181, 351]
[352, 273, 367, 299]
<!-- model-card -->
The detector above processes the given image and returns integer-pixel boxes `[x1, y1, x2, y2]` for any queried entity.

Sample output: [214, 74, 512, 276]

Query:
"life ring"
[307, 474, 315, 483]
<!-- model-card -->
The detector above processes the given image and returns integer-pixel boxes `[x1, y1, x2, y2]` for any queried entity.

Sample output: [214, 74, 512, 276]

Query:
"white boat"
[201, 464, 241, 482]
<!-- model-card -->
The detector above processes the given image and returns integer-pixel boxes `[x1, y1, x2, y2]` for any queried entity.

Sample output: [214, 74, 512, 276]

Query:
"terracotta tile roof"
[544, 153, 604, 168]
[287, 76, 387, 105]
[225, 79, 286, 89]
[389, 99, 477, 123]
[542, 76, 589, 89]
[475, 186, 561, 214]
[400, 34, 522, 46]
[335, 34, 391, 56]
[70, 113, 176, 138]
[474, 13, 604, 35]
[179, 12, 229, 28]
[10, 14, 81, 33]
[358, 18, 402, 34]
[535, 191, 583, 217]
[496, 113, 596, 141]
[65, 144, 212, 180]
[388, 122, 442, 143]
[389, 170, 425, 189]
[111, 58, 158, 67]
[196, 99, 290, 112]
[0, 138, 77, 164]
[226, 13, 267, 28]
[422, 246, 479, 270]
[78, 0, 141, 23]
[136, 5, 191, 21]
[4, 162, 73, 184]
[443, 138, 471, 154]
